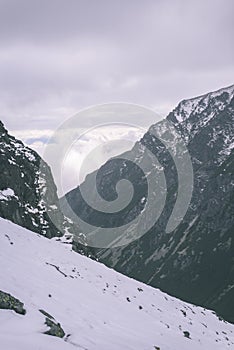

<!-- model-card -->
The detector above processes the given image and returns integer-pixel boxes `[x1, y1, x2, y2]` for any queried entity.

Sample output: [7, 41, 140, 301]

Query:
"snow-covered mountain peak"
[173, 84, 234, 124]
[0, 218, 234, 350]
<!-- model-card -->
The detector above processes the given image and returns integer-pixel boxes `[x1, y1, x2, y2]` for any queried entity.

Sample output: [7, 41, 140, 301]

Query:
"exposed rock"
[0, 290, 26, 315]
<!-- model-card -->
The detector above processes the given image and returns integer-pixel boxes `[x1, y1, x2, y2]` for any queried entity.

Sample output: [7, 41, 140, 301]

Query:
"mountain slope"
[61, 85, 234, 322]
[0, 120, 83, 241]
[1, 217, 234, 349]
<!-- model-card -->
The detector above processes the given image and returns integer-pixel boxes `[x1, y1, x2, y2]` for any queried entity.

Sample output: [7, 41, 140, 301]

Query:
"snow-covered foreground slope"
[0, 218, 233, 350]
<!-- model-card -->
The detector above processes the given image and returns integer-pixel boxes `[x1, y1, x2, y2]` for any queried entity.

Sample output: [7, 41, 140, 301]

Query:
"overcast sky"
[0, 0, 233, 190]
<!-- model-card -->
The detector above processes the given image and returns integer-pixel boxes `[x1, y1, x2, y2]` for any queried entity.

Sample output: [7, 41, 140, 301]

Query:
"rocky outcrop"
[0, 290, 26, 315]
[0, 121, 83, 241]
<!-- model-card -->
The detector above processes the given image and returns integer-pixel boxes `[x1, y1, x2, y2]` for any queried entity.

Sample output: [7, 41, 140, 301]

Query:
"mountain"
[0, 120, 86, 244]
[61, 85, 234, 323]
[1, 217, 234, 349]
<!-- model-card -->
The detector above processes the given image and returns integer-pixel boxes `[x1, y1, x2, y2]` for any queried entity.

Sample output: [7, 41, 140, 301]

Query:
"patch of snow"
[49, 204, 58, 210]
[0, 188, 18, 201]
[24, 151, 36, 161]
[8, 159, 16, 165]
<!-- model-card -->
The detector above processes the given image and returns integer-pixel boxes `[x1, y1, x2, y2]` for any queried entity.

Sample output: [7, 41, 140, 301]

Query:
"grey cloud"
[0, 0, 233, 133]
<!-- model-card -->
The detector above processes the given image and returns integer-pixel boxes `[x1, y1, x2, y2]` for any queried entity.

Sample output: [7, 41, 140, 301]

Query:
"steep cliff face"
[61, 85, 234, 322]
[0, 120, 82, 240]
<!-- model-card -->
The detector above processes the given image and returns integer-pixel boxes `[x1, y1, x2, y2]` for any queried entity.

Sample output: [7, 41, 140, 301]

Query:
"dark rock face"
[0, 121, 82, 240]
[61, 85, 234, 322]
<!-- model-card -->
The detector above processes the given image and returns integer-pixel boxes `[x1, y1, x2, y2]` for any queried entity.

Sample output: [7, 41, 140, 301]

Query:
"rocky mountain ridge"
[62, 85, 234, 323]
